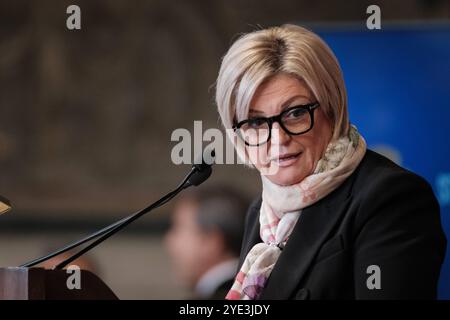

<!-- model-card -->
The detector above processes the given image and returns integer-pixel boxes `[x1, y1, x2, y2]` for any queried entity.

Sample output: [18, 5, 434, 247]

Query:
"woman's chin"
[265, 166, 308, 186]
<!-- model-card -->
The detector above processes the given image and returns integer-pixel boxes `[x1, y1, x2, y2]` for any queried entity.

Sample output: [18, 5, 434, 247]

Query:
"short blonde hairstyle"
[215, 24, 349, 163]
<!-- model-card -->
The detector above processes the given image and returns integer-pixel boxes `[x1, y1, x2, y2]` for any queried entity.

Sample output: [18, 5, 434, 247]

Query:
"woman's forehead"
[249, 75, 313, 114]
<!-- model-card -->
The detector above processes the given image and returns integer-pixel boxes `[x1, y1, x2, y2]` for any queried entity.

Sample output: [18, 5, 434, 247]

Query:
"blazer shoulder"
[353, 149, 435, 197]
[351, 149, 442, 234]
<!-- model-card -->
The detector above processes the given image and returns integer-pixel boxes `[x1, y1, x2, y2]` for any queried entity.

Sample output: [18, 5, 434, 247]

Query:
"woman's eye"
[286, 108, 307, 119]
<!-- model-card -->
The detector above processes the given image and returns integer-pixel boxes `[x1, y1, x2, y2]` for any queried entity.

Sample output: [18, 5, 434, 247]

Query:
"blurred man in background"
[165, 185, 248, 299]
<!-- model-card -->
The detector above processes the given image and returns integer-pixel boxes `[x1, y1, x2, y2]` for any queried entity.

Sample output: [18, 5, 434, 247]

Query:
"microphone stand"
[20, 156, 213, 269]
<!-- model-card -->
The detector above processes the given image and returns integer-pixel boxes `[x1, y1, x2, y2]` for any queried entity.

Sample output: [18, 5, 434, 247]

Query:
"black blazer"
[238, 149, 447, 299]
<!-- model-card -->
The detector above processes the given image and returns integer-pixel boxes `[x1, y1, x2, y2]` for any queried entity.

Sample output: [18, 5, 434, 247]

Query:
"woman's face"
[245, 73, 332, 186]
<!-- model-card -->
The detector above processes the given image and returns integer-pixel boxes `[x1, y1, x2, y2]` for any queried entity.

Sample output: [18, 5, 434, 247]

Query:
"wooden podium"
[0, 267, 118, 300]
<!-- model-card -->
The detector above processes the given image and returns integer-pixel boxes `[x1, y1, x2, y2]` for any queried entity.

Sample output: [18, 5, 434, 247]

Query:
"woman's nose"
[270, 122, 291, 145]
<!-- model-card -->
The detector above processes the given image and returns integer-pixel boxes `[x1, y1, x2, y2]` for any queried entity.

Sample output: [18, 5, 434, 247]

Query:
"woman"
[215, 24, 447, 299]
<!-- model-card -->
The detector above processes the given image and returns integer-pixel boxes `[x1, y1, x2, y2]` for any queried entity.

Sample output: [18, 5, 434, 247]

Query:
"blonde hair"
[215, 24, 349, 164]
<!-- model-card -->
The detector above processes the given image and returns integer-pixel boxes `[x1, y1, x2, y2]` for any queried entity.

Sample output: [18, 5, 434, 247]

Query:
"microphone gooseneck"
[20, 149, 215, 269]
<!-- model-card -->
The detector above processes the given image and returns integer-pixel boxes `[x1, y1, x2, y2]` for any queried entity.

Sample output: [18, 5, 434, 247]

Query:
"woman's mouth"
[272, 152, 302, 167]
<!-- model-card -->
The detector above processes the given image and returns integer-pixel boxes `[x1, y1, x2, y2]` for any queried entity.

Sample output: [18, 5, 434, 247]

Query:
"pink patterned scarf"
[226, 125, 367, 300]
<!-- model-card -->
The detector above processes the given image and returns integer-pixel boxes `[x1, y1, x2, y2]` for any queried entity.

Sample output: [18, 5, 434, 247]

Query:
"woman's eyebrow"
[249, 94, 311, 115]
[248, 109, 265, 115]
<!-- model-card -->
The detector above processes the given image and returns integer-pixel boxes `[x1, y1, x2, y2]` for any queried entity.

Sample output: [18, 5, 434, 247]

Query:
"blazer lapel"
[258, 177, 354, 299]
[237, 198, 262, 271]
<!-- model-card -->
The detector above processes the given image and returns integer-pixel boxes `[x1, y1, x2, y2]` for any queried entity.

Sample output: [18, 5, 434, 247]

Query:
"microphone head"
[188, 148, 215, 187]
[188, 165, 212, 187]
[193, 148, 215, 170]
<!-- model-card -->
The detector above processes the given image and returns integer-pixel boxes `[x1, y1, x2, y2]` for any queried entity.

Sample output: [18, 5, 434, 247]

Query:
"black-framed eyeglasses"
[232, 102, 320, 146]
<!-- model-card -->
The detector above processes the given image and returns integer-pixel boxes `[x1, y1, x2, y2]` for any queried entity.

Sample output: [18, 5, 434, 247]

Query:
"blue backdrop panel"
[315, 24, 450, 299]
